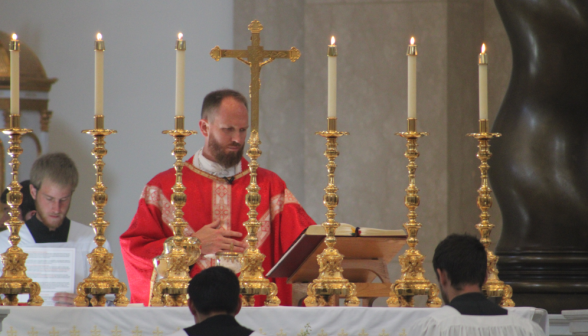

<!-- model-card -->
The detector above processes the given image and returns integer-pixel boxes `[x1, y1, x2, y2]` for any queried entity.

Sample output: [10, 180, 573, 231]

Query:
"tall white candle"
[9, 34, 20, 116]
[95, 33, 105, 116]
[407, 37, 417, 119]
[328, 36, 337, 118]
[175, 33, 186, 117]
[479, 43, 488, 120]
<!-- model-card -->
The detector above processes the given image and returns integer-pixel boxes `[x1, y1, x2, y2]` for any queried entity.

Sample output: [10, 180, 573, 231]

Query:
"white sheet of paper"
[13, 247, 76, 306]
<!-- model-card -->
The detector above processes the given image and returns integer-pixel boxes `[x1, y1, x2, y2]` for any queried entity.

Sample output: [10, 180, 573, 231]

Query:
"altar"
[0, 306, 548, 336]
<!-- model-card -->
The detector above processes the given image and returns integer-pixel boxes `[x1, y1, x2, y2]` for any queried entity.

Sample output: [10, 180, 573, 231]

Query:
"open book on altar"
[304, 223, 405, 237]
[267, 223, 407, 284]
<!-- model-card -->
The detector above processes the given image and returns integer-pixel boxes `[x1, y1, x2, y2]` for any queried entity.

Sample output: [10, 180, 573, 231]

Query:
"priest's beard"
[209, 134, 244, 168]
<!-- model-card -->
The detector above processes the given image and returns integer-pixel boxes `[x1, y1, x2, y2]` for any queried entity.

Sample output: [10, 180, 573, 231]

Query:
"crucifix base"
[239, 247, 280, 307]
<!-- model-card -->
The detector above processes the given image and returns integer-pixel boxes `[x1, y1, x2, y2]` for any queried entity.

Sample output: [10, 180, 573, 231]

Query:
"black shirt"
[448, 292, 508, 316]
[25, 215, 70, 243]
[184, 315, 253, 336]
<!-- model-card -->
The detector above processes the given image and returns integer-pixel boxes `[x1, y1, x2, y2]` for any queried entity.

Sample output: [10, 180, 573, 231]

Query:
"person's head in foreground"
[407, 234, 546, 335]
[199, 89, 249, 169]
[188, 266, 242, 322]
[29, 152, 78, 231]
[433, 233, 487, 304]
[0, 180, 36, 230]
[180, 266, 258, 336]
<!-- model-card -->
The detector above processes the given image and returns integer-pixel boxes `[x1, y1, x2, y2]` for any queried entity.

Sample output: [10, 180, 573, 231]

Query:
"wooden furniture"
[268, 235, 407, 306]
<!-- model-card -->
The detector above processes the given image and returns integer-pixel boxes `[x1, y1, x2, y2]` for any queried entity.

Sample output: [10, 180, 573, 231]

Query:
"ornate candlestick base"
[150, 116, 201, 307]
[467, 119, 514, 307]
[0, 115, 43, 306]
[239, 130, 280, 307]
[388, 118, 442, 308]
[304, 118, 359, 307]
[74, 116, 128, 307]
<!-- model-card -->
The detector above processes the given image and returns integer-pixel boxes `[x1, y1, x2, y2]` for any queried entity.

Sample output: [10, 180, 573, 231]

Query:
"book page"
[358, 227, 406, 236]
[306, 223, 355, 236]
[15, 247, 76, 306]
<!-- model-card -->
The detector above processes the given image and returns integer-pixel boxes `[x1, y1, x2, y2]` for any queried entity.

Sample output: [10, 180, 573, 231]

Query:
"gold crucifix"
[210, 19, 300, 131]
[210, 19, 300, 306]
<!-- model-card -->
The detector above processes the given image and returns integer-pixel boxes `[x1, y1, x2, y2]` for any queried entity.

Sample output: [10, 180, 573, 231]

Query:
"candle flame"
[178, 32, 183, 40]
[11, 33, 17, 41]
[331, 36, 336, 45]
[410, 37, 415, 45]
[481, 43, 486, 53]
[96, 33, 102, 41]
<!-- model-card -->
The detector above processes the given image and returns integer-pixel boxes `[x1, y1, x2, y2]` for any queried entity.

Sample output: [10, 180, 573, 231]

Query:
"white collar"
[195, 148, 242, 178]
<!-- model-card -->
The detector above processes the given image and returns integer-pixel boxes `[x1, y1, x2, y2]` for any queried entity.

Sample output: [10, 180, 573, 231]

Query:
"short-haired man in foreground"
[0, 153, 112, 306]
[168, 266, 262, 336]
[407, 234, 545, 336]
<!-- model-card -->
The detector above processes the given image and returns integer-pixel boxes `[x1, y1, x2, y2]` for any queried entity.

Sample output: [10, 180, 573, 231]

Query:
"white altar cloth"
[0, 306, 547, 336]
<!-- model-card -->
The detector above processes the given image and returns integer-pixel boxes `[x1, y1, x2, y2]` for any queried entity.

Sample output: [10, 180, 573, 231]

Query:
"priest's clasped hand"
[192, 219, 249, 255]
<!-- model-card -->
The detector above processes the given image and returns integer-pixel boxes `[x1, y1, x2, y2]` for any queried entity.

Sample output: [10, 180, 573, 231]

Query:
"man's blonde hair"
[30, 153, 79, 190]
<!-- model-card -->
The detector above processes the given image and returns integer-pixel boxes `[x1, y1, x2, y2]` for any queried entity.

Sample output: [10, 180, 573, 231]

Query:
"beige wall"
[235, 0, 512, 305]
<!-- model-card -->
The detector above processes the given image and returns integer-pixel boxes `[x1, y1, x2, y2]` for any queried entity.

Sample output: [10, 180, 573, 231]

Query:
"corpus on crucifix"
[210, 19, 301, 306]
[210, 20, 300, 131]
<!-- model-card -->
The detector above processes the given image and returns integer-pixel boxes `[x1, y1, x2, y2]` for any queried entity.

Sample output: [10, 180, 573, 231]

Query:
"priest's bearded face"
[30, 178, 73, 231]
[201, 97, 249, 168]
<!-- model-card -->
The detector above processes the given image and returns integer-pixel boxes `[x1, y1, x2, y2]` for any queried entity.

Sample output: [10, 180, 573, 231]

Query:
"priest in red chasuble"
[120, 89, 315, 306]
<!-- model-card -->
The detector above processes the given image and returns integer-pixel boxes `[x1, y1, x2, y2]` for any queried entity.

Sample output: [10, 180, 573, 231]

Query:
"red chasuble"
[120, 156, 314, 306]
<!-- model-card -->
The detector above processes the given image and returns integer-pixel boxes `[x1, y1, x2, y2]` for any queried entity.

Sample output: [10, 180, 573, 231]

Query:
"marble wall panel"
[304, 2, 449, 260]
[447, 1, 485, 236]
[234, 0, 306, 203]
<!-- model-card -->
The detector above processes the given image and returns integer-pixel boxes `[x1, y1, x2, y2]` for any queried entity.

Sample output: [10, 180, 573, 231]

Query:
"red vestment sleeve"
[252, 169, 316, 306]
[120, 175, 174, 304]
[268, 201, 316, 306]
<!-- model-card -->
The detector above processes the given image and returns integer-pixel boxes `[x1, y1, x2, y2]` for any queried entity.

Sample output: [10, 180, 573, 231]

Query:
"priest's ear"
[199, 119, 210, 137]
[233, 296, 242, 316]
[30, 184, 38, 201]
[436, 268, 450, 288]
[187, 298, 197, 318]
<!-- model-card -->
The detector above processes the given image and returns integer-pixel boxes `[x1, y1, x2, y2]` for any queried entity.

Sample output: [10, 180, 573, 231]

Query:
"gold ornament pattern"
[69, 326, 80, 336]
[7, 326, 17, 336]
[111, 326, 121, 336]
[90, 326, 101, 336]
[27, 327, 38, 336]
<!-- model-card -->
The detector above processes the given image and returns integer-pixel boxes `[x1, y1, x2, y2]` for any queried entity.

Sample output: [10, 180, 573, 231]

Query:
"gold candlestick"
[74, 115, 128, 307]
[0, 115, 43, 306]
[210, 20, 300, 306]
[388, 118, 442, 308]
[304, 118, 359, 307]
[467, 119, 514, 307]
[150, 116, 201, 307]
[239, 130, 280, 307]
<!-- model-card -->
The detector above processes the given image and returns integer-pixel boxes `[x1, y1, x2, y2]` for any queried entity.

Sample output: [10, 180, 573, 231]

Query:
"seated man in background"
[0, 180, 36, 231]
[407, 234, 545, 336]
[167, 266, 262, 336]
[0, 153, 112, 306]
